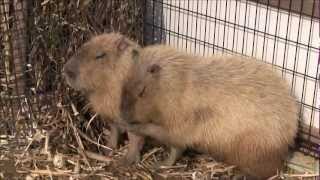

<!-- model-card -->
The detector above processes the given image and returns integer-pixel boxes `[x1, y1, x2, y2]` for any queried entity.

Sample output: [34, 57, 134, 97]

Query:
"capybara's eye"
[95, 51, 107, 60]
[138, 86, 146, 98]
[147, 64, 161, 74]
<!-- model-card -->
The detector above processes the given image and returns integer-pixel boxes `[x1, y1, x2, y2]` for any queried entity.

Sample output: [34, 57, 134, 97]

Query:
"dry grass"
[0, 101, 239, 179]
[1, 108, 319, 180]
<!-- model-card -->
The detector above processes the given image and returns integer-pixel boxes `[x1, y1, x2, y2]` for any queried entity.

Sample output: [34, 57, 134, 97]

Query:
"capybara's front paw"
[117, 153, 141, 167]
[105, 123, 122, 150]
[116, 132, 144, 167]
[107, 139, 118, 150]
[123, 122, 139, 131]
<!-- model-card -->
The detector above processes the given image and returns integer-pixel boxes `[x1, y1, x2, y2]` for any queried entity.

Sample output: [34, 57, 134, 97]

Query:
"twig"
[46, 165, 53, 180]
[44, 131, 50, 155]
[71, 103, 80, 117]
[69, 102, 91, 169]
[267, 174, 279, 180]
[157, 164, 188, 169]
[283, 173, 320, 178]
[85, 113, 98, 131]
[141, 147, 162, 163]
[84, 150, 112, 163]
[77, 128, 112, 151]
[20, 169, 72, 176]
[15, 133, 41, 166]
[70, 118, 91, 169]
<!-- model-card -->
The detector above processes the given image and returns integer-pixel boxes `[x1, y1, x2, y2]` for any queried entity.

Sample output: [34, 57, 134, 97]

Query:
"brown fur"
[121, 45, 299, 179]
[63, 33, 144, 165]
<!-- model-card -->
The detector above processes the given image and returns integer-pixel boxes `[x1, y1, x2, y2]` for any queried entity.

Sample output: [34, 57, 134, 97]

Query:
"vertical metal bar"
[261, 0, 270, 61]
[271, 0, 281, 66]
[152, 0, 156, 43]
[291, 0, 305, 95]
[241, 0, 249, 55]
[251, 0, 259, 57]
[300, 0, 316, 151]
[281, 0, 293, 78]
[231, 0, 238, 53]
[185, 0, 189, 52]
[212, 0, 218, 54]
[159, 0, 164, 43]
[203, 0, 209, 56]
[193, 0, 199, 54]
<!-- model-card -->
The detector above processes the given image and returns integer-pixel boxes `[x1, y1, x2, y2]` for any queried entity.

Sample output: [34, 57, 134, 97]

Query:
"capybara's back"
[124, 45, 299, 179]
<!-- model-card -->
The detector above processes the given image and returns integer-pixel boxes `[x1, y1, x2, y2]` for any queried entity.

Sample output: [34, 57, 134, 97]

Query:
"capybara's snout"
[63, 57, 80, 89]
[63, 64, 76, 79]
[63, 57, 78, 76]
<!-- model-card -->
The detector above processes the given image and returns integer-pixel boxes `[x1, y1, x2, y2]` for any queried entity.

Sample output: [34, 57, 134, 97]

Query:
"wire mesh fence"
[144, 0, 320, 157]
[0, 0, 147, 178]
[0, 0, 145, 135]
[0, 1, 144, 177]
[0, 0, 28, 136]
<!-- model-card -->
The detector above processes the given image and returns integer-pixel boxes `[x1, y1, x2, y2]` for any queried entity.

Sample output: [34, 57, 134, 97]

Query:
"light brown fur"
[121, 45, 299, 179]
[63, 33, 144, 165]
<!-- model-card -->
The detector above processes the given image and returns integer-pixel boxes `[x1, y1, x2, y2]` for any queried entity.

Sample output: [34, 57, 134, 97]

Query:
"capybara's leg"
[154, 146, 184, 168]
[231, 134, 285, 180]
[107, 123, 121, 149]
[127, 123, 170, 143]
[118, 132, 145, 166]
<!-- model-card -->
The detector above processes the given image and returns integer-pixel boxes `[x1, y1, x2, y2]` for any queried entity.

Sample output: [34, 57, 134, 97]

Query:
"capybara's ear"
[116, 36, 129, 51]
[147, 64, 161, 74]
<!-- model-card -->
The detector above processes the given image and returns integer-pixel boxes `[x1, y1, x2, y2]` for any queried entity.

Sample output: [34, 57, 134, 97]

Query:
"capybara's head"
[63, 33, 140, 93]
[121, 62, 162, 124]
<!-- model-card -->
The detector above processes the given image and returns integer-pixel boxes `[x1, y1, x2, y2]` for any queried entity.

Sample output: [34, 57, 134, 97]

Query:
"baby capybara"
[63, 33, 144, 165]
[121, 45, 298, 179]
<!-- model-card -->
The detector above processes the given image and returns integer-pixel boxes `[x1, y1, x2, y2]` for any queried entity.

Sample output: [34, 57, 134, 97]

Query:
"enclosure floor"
[0, 135, 319, 180]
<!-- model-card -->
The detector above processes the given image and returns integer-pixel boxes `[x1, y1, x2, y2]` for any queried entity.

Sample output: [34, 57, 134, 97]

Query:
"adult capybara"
[121, 45, 298, 179]
[63, 33, 144, 165]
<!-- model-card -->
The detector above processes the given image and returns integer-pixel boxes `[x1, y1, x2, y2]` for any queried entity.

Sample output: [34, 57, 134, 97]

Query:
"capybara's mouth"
[62, 65, 79, 88]
[63, 74, 79, 90]
[63, 68, 76, 80]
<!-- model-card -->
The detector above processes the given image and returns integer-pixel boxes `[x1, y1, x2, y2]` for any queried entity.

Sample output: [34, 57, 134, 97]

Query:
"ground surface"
[1, 135, 319, 180]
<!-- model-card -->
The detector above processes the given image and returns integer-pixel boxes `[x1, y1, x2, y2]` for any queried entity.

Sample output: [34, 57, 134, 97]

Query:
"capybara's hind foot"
[153, 146, 184, 169]
[116, 132, 144, 167]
